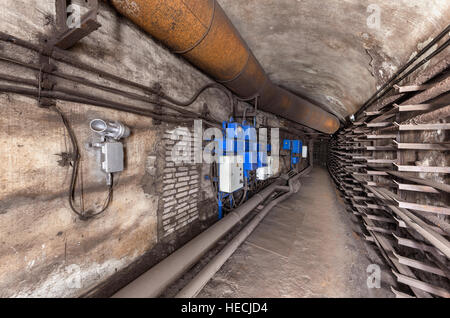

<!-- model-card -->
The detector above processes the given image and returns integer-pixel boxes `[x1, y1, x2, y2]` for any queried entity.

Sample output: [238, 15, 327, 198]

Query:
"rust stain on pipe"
[110, 0, 340, 133]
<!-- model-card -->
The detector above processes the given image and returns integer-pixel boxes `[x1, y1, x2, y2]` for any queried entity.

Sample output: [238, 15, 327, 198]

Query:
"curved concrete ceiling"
[218, 0, 450, 120]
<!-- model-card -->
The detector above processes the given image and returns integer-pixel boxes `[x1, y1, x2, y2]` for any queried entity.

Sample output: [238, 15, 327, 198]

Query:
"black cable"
[161, 82, 234, 114]
[356, 24, 450, 117]
[238, 179, 248, 206]
[0, 53, 226, 126]
[52, 106, 113, 220]
[241, 95, 259, 124]
[0, 35, 298, 130]
[0, 32, 231, 112]
[0, 81, 194, 124]
[0, 32, 231, 125]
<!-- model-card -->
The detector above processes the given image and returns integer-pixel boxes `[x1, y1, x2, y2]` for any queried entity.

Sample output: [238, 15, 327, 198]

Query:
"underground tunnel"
[0, 0, 449, 301]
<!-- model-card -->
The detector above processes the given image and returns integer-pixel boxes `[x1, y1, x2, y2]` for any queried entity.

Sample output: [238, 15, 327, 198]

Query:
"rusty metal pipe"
[110, 0, 340, 134]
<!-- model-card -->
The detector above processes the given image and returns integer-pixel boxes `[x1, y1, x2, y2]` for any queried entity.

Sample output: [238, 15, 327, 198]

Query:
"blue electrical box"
[243, 126, 257, 150]
[283, 139, 291, 150]
[292, 140, 302, 154]
[242, 125, 257, 176]
[244, 152, 258, 174]
[257, 151, 268, 168]
[217, 137, 227, 153]
[222, 121, 248, 155]
[256, 143, 268, 168]
[227, 122, 239, 131]
[292, 157, 299, 165]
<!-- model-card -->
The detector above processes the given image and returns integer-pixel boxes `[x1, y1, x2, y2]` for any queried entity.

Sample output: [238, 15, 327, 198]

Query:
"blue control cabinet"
[292, 140, 302, 154]
[282, 139, 303, 167]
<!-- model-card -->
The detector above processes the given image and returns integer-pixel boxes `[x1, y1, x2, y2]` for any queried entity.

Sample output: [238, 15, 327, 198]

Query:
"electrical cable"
[52, 106, 113, 220]
[0, 32, 308, 220]
[355, 24, 450, 117]
[0, 32, 231, 125]
[0, 81, 194, 124]
[0, 32, 228, 109]
[0, 32, 308, 133]
[161, 82, 234, 113]
[241, 95, 259, 124]
[238, 178, 248, 206]
[0, 54, 207, 119]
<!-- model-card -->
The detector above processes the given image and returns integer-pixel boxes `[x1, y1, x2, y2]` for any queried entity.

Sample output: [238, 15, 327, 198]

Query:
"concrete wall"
[0, 0, 305, 297]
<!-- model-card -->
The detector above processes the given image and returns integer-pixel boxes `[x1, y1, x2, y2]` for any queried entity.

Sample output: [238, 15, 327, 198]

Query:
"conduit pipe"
[110, 0, 340, 134]
[176, 166, 310, 298]
[112, 168, 308, 298]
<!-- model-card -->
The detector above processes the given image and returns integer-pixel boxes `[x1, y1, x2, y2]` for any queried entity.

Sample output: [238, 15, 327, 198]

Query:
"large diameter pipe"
[176, 167, 310, 298]
[112, 178, 285, 298]
[110, 0, 340, 134]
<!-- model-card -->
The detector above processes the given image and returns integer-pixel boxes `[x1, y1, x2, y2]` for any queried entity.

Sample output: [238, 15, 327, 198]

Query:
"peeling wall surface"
[218, 0, 450, 120]
[0, 0, 297, 297]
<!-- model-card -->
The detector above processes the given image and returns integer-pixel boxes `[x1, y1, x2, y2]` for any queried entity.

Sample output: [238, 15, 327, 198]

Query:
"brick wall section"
[160, 127, 201, 237]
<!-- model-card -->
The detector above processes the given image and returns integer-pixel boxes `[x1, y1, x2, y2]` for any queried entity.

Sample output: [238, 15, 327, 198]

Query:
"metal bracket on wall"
[37, 39, 56, 108]
[38, 0, 100, 106]
[54, 0, 101, 50]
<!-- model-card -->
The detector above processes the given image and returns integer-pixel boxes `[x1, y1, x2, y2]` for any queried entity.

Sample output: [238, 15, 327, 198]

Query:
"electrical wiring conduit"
[112, 166, 311, 298]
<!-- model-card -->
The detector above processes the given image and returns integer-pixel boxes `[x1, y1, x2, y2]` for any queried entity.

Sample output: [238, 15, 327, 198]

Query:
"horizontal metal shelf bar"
[394, 122, 450, 131]
[394, 164, 450, 173]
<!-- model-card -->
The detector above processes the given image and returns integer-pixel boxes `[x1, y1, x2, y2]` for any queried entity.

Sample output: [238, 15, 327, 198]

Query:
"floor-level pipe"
[175, 167, 310, 298]
[176, 191, 292, 298]
[112, 177, 290, 298]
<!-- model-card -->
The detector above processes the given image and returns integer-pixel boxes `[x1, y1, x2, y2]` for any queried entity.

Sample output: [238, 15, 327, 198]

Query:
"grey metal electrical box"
[101, 142, 124, 173]
[219, 155, 244, 193]
[302, 146, 308, 158]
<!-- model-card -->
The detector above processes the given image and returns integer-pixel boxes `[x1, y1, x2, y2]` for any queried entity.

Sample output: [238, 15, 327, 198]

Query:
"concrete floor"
[198, 167, 393, 298]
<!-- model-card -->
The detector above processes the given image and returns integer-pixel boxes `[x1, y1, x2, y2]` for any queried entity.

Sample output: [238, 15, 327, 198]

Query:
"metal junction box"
[302, 146, 308, 158]
[101, 142, 124, 173]
[257, 156, 277, 180]
[292, 140, 302, 154]
[256, 167, 269, 180]
[282, 139, 291, 150]
[219, 155, 244, 193]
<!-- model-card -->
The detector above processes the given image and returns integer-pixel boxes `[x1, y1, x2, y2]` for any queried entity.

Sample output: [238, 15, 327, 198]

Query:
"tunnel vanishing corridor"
[198, 167, 391, 298]
[0, 0, 449, 301]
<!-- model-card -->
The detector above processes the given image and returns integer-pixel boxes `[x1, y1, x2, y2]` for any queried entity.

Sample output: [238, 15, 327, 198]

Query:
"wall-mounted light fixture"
[89, 119, 130, 185]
